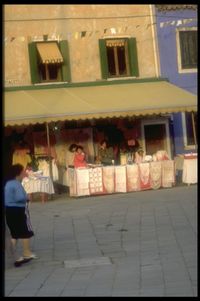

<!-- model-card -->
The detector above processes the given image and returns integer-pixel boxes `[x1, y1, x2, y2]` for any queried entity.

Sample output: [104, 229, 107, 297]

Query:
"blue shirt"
[4, 179, 27, 207]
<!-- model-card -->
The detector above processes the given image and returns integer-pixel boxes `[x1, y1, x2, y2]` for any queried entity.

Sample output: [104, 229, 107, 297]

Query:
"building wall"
[4, 4, 157, 87]
[155, 7, 197, 155]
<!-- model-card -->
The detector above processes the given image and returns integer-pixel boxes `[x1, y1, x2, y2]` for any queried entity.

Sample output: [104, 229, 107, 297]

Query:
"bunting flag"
[160, 18, 196, 28]
[110, 28, 117, 34]
[5, 17, 197, 44]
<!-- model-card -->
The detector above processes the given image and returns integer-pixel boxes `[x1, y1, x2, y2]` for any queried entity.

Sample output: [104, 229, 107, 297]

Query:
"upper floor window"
[99, 38, 139, 79]
[182, 112, 197, 149]
[177, 28, 197, 73]
[28, 40, 71, 84]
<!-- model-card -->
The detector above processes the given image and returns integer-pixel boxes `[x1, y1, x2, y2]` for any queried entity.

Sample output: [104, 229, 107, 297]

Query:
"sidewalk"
[4, 185, 197, 297]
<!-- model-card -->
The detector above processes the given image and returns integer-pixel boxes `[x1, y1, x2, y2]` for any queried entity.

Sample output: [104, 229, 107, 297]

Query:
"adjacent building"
[155, 4, 197, 155]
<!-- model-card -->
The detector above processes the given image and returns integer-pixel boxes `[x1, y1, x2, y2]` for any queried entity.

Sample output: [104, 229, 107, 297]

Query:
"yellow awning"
[4, 81, 197, 126]
[36, 42, 63, 64]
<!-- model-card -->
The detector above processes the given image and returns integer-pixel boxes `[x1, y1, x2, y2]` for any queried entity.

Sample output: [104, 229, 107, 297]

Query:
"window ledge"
[107, 76, 137, 81]
[184, 145, 198, 150]
[178, 68, 197, 74]
[34, 81, 68, 86]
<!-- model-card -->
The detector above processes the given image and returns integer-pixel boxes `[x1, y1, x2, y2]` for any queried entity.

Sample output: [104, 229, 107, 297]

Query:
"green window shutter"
[28, 42, 40, 84]
[128, 38, 139, 77]
[59, 40, 71, 82]
[99, 39, 109, 79]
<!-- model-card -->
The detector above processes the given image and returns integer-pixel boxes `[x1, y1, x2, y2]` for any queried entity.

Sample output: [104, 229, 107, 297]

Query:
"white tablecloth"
[22, 177, 55, 194]
[182, 158, 197, 184]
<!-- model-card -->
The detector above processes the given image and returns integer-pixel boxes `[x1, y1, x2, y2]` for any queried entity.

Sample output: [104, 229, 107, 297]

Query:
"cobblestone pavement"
[4, 185, 197, 297]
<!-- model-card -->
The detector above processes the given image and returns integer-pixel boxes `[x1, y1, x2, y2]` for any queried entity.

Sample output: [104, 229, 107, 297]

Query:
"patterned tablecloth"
[69, 161, 175, 197]
[22, 176, 55, 194]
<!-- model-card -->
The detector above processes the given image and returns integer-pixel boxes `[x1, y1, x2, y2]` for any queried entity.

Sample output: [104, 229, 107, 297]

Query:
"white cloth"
[161, 160, 175, 187]
[38, 159, 58, 181]
[182, 158, 197, 184]
[22, 177, 55, 194]
[76, 168, 90, 196]
[115, 166, 127, 193]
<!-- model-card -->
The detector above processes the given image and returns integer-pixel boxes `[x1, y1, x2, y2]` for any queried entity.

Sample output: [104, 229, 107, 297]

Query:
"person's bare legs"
[21, 238, 32, 257]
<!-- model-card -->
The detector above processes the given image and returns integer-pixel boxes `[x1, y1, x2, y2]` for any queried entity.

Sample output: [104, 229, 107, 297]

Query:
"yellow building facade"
[4, 4, 159, 87]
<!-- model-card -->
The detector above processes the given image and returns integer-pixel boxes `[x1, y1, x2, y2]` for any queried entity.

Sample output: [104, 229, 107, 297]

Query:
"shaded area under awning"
[4, 80, 197, 126]
[36, 42, 63, 64]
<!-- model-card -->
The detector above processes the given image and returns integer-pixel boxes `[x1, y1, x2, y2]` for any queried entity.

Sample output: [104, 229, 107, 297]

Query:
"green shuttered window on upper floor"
[28, 40, 71, 84]
[99, 37, 139, 79]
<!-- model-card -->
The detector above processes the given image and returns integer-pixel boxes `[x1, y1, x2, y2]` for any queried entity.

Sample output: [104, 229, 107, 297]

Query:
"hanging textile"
[139, 162, 151, 190]
[126, 164, 140, 192]
[102, 166, 115, 194]
[12, 149, 31, 168]
[161, 160, 175, 187]
[115, 165, 127, 193]
[150, 161, 162, 190]
[89, 167, 104, 195]
[37, 159, 59, 181]
[76, 168, 90, 196]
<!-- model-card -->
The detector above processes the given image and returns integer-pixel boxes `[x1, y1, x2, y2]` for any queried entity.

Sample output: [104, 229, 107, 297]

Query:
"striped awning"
[4, 80, 197, 126]
[106, 39, 126, 47]
[36, 42, 63, 64]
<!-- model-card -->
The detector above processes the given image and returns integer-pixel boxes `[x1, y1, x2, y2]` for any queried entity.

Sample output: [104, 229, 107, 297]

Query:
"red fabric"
[74, 153, 87, 168]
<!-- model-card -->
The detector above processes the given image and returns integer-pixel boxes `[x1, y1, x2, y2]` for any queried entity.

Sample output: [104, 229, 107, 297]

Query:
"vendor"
[74, 145, 87, 168]
[97, 140, 114, 166]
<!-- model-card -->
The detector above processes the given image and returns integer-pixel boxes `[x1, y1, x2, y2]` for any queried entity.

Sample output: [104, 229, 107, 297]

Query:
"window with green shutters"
[99, 37, 139, 79]
[28, 40, 71, 84]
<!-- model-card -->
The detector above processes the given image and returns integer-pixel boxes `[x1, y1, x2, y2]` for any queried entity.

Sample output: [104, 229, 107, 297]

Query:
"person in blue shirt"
[4, 164, 38, 267]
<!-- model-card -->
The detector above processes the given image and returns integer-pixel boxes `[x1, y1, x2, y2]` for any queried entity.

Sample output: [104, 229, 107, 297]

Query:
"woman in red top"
[74, 146, 87, 168]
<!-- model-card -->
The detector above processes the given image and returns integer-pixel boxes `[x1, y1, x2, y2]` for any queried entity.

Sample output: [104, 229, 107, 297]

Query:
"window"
[28, 40, 71, 84]
[99, 38, 139, 79]
[177, 28, 197, 73]
[106, 39, 130, 77]
[182, 112, 197, 148]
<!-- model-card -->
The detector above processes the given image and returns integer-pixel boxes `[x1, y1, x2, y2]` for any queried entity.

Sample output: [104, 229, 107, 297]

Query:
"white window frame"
[181, 112, 197, 150]
[141, 118, 172, 159]
[176, 27, 197, 74]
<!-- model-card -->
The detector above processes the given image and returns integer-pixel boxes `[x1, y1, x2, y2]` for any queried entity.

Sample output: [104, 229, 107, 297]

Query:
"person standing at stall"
[4, 164, 38, 267]
[97, 140, 114, 166]
[74, 145, 87, 168]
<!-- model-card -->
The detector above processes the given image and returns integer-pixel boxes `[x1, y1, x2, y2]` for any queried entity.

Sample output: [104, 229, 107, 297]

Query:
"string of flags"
[4, 18, 196, 43]
[160, 18, 196, 28]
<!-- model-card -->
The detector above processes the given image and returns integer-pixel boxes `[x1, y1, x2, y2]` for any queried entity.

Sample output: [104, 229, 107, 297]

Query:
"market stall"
[68, 160, 175, 197]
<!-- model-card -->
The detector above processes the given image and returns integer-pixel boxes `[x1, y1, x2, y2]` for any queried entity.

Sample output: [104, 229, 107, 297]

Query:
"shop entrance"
[141, 119, 172, 158]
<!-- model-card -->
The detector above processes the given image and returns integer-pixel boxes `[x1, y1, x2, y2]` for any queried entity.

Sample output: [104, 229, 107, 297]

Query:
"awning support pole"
[191, 111, 197, 150]
[46, 122, 53, 199]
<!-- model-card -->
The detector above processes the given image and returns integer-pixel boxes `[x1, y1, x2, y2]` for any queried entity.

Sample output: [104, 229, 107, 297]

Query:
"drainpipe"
[149, 4, 161, 78]
[46, 122, 53, 199]
[191, 112, 197, 151]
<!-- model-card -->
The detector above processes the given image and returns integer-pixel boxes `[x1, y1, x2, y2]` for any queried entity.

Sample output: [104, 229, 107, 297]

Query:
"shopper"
[74, 145, 87, 168]
[4, 164, 38, 267]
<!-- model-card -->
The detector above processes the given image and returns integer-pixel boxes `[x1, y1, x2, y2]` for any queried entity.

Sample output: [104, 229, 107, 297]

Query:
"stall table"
[69, 161, 175, 197]
[22, 176, 55, 202]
